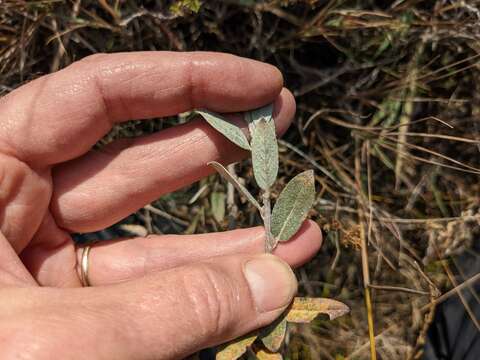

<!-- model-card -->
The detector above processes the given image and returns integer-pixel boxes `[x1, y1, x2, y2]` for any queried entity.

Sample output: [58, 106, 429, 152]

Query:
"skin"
[0, 52, 322, 359]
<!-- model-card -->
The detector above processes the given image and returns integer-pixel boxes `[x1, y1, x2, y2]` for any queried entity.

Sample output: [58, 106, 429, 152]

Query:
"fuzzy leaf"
[216, 333, 258, 360]
[196, 110, 251, 150]
[286, 297, 350, 323]
[245, 104, 274, 133]
[271, 170, 315, 242]
[260, 317, 287, 352]
[208, 161, 261, 211]
[251, 118, 278, 190]
[256, 350, 283, 360]
[210, 191, 226, 223]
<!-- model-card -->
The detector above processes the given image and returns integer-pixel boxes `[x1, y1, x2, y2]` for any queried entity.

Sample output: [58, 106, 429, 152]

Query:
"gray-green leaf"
[196, 110, 251, 151]
[251, 119, 278, 190]
[271, 170, 315, 242]
[208, 161, 261, 211]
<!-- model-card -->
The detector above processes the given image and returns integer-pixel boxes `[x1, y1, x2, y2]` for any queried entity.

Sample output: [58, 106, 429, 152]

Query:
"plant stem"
[355, 139, 377, 360]
[226, 163, 238, 230]
[262, 189, 275, 253]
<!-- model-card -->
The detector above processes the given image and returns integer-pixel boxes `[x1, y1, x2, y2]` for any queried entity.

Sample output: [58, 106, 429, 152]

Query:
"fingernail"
[244, 254, 297, 313]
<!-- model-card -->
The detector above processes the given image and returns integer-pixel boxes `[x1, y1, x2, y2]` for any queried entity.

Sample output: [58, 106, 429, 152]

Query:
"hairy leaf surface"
[197, 110, 251, 150]
[251, 118, 278, 190]
[271, 170, 315, 242]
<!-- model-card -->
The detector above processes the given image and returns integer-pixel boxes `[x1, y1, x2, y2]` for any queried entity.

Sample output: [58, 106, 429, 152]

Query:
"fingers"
[51, 89, 295, 233]
[81, 220, 321, 286]
[0, 52, 283, 167]
[22, 220, 321, 288]
[0, 231, 36, 287]
[0, 153, 52, 253]
[2, 254, 297, 359]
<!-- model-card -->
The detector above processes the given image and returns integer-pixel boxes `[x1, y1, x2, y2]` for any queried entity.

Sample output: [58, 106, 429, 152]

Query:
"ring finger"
[24, 220, 322, 287]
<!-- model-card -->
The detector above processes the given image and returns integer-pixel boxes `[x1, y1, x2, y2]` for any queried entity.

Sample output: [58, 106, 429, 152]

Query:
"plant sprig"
[197, 106, 313, 252]
[196, 106, 349, 359]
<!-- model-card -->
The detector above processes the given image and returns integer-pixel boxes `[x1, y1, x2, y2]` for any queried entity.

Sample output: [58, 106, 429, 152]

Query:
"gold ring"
[79, 244, 92, 287]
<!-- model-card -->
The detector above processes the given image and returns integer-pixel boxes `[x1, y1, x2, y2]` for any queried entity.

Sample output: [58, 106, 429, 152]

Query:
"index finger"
[0, 52, 283, 166]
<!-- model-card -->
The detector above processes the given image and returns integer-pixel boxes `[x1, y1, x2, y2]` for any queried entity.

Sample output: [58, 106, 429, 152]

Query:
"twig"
[188, 183, 208, 204]
[355, 139, 377, 360]
[368, 284, 429, 296]
[441, 259, 480, 331]
[144, 205, 189, 227]
[378, 215, 470, 224]
[330, 200, 341, 271]
[423, 272, 480, 309]
[226, 163, 238, 230]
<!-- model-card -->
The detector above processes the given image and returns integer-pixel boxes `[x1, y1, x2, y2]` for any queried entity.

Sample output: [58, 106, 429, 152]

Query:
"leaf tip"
[327, 302, 350, 320]
[304, 169, 315, 182]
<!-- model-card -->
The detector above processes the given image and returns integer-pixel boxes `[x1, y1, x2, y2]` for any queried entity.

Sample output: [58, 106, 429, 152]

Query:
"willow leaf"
[208, 161, 261, 211]
[251, 118, 278, 190]
[196, 110, 251, 150]
[260, 316, 287, 352]
[286, 297, 350, 323]
[216, 333, 258, 360]
[271, 170, 315, 242]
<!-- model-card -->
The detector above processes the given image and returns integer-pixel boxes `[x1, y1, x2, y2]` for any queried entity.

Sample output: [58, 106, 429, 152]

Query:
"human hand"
[0, 52, 322, 359]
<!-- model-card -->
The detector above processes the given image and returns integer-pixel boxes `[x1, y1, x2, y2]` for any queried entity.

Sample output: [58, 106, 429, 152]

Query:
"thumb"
[107, 253, 297, 359]
[12, 254, 297, 359]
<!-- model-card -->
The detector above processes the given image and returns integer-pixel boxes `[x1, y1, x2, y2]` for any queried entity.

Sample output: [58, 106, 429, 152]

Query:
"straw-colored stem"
[355, 139, 377, 360]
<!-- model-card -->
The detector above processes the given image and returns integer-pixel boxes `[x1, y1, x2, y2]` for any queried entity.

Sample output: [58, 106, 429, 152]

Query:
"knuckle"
[65, 54, 113, 84]
[77, 53, 108, 66]
[65, 53, 108, 74]
[185, 264, 238, 338]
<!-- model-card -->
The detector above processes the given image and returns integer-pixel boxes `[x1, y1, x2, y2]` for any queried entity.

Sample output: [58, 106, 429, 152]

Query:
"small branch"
[144, 205, 189, 227]
[368, 284, 429, 296]
[262, 189, 275, 253]
[355, 139, 377, 360]
[330, 200, 341, 271]
[226, 164, 238, 230]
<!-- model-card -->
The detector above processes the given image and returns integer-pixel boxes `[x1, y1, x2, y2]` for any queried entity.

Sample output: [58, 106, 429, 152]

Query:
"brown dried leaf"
[260, 317, 287, 352]
[285, 297, 350, 323]
[256, 350, 283, 360]
[216, 333, 258, 360]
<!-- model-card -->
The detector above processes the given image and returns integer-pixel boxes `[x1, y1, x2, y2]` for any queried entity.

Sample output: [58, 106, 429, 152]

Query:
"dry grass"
[2, 1, 480, 359]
